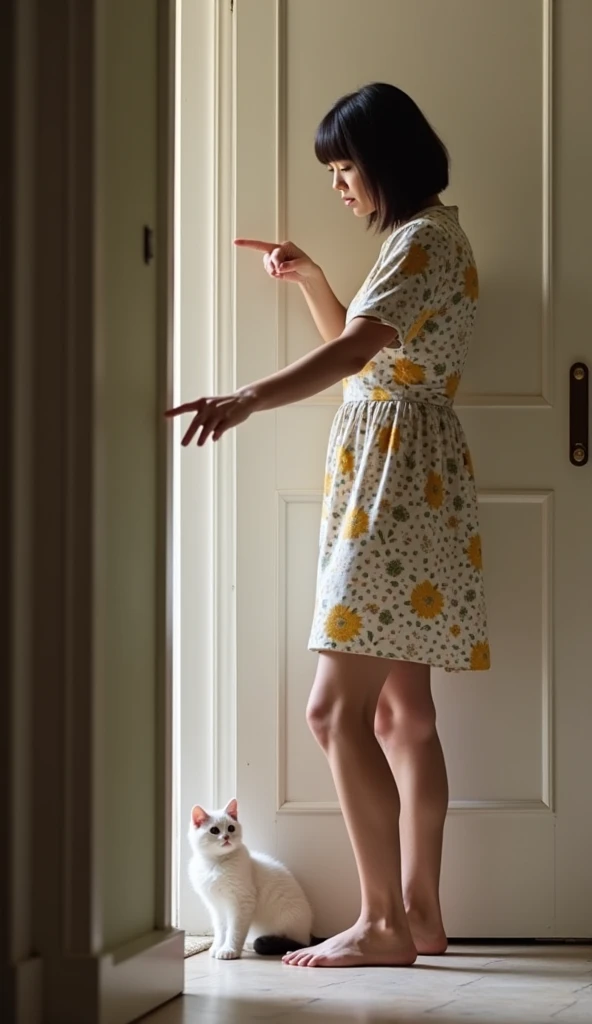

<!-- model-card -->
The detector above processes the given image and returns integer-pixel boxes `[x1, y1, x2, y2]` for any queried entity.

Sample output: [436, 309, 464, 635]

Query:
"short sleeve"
[347, 222, 446, 347]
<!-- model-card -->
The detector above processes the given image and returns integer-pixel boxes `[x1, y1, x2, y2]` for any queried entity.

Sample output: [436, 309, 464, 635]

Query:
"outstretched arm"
[166, 316, 394, 447]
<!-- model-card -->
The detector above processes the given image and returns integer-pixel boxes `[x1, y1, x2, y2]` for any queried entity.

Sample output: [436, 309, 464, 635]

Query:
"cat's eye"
[209, 826, 220, 835]
[228, 825, 235, 833]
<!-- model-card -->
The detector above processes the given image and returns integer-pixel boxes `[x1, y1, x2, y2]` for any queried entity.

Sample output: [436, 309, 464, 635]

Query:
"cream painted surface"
[176, 0, 238, 936]
[231, 0, 592, 938]
[176, 0, 217, 935]
[100, 0, 159, 950]
[3, 0, 183, 1021]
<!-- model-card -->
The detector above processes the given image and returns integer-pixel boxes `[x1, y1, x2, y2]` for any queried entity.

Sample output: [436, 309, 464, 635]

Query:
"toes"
[284, 951, 309, 967]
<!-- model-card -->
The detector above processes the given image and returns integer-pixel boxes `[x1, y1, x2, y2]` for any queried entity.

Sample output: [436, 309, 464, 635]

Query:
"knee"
[374, 699, 437, 747]
[306, 692, 368, 750]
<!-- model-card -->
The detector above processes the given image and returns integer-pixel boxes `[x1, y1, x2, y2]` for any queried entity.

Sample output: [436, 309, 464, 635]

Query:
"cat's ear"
[191, 805, 208, 829]
[224, 798, 238, 821]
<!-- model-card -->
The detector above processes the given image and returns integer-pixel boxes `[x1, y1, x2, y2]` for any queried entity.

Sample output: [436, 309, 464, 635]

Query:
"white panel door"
[233, 0, 592, 937]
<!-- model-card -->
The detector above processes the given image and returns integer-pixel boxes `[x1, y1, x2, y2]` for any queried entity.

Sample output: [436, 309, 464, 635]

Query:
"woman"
[168, 83, 489, 968]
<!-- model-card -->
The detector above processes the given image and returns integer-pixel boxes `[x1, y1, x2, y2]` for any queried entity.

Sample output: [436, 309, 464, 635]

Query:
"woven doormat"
[184, 935, 213, 958]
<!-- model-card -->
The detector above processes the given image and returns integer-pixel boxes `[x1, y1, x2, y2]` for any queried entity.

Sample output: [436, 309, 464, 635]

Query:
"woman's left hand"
[165, 390, 255, 446]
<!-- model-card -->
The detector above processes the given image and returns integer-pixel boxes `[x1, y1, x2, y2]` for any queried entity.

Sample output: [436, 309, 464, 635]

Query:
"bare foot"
[406, 907, 448, 956]
[282, 920, 417, 968]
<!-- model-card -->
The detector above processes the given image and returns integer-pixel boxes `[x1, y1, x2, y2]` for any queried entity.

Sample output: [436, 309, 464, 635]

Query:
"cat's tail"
[253, 933, 326, 956]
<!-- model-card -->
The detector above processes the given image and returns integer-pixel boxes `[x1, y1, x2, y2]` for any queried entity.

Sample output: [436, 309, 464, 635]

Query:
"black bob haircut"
[315, 82, 449, 233]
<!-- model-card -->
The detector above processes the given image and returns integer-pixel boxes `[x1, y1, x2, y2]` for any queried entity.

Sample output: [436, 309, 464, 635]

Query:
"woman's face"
[328, 162, 375, 217]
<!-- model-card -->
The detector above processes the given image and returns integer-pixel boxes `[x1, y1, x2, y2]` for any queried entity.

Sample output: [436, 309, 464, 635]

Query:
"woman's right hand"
[234, 238, 321, 285]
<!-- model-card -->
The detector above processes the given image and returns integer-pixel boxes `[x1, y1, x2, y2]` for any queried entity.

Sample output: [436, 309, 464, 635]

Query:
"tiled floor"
[142, 944, 592, 1023]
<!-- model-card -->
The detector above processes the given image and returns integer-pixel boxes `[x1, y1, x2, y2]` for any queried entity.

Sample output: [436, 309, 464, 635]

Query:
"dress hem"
[307, 643, 490, 673]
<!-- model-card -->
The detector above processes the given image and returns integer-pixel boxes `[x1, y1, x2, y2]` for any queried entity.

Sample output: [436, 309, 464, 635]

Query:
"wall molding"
[276, 489, 554, 817]
[273, 0, 554, 411]
[478, 489, 554, 813]
[541, 0, 554, 407]
[212, 0, 238, 812]
[278, 798, 553, 816]
[275, 490, 321, 816]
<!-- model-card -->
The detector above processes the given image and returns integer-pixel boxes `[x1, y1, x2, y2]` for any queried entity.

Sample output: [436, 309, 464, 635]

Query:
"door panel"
[234, 0, 592, 937]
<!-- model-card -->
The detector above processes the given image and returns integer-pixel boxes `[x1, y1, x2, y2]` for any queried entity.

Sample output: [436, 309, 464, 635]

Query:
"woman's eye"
[228, 825, 235, 833]
[210, 827, 220, 835]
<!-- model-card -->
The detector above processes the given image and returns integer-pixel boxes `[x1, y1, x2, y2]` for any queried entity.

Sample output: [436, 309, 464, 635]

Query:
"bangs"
[315, 84, 450, 232]
[314, 108, 355, 166]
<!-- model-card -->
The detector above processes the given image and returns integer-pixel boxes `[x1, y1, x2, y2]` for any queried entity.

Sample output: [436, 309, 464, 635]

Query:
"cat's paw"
[209, 945, 220, 958]
[214, 947, 241, 960]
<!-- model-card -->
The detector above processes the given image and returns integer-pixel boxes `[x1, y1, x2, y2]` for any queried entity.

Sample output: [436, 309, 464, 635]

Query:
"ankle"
[404, 892, 442, 920]
[358, 909, 413, 936]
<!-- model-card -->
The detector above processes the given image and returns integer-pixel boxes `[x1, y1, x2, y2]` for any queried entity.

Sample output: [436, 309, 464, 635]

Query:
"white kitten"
[188, 798, 316, 960]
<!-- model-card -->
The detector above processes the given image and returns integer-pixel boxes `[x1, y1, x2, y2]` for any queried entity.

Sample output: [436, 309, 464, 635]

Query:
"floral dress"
[308, 205, 490, 671]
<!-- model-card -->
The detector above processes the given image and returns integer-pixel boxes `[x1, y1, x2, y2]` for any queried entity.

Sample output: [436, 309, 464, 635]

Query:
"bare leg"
[374, 661, 448, 955]
[283, 652, 417, 968]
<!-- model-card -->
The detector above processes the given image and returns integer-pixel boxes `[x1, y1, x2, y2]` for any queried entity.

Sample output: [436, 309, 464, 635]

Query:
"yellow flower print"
[371, 386, 391, 401]
[393, 358, 426, 386]
[450, 624, 461, 637]
[467, 534, 483, 570]
[377, 425, 401, 455]
[337, 446, 355, 475]
[323, 473, 332, 497]
[424, 471, 444, 509]
[325, 604, 363, 643]
[464, 449, 474, 477]
[464, 265, 479, 301]
[405, 308, 438, 344]
[445, 373, 461, 399]
[410, 580, 444, 619]
[342, 506, 369, 539]
[358, 360, 377, 377]
[401, 243, 429, 276]
[470, 641, 490, 671]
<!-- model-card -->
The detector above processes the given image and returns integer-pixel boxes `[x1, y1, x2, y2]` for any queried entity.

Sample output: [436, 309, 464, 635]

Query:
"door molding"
[176, 0, 238, 934]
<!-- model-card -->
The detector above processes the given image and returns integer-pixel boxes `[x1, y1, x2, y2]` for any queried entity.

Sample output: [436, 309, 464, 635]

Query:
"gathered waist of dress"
[341, 390, 454, 410]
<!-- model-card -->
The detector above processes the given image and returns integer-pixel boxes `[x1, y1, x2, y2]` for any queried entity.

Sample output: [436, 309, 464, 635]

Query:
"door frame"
[176, 0, 238, 934]
[3, 1, 183, 1021]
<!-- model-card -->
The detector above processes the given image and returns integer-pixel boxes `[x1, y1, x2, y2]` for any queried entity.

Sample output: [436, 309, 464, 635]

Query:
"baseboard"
[100, 928, 185, 1024]
[44, 929, 185, 1024]
[3, 955, 44, 1024]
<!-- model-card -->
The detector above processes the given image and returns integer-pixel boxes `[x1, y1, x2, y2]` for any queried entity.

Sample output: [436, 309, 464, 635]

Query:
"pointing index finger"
[234, 238, 278, 253]
[165, 400, 201, 418]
